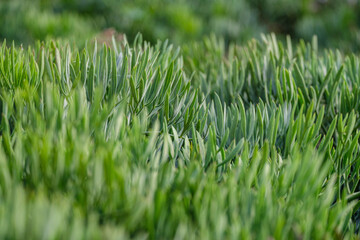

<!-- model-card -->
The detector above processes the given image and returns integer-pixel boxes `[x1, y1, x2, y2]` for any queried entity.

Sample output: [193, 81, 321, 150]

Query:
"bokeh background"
[0, 0, 360, 50]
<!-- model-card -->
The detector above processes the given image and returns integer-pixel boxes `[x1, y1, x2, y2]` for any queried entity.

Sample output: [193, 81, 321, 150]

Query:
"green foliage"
[2, 0, 360, 50]
[0, 34, 360, 238]
[0, 1, 95, 46]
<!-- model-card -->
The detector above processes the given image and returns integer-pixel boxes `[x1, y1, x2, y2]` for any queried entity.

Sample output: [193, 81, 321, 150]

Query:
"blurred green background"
[0, 0, 359, 50]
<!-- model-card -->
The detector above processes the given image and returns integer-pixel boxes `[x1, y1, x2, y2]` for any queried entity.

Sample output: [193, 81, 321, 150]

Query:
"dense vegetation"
[1, 0, 360, 50]
[0, 33, 360, 239]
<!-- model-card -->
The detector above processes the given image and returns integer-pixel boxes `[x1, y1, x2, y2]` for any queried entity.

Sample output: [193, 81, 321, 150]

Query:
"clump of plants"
[0, 34, 359, 239]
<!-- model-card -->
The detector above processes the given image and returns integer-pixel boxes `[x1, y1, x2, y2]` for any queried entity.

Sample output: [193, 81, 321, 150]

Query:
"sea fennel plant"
[0, 35, 359, 239]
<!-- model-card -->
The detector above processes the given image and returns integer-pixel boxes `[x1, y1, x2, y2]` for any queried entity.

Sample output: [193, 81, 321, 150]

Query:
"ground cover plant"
[0, 34, 360, 239]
